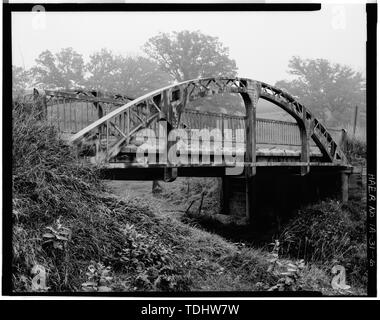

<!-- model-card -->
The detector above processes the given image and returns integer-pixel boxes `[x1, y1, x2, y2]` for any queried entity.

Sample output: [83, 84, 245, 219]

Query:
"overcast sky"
[12, 3, 366, 85]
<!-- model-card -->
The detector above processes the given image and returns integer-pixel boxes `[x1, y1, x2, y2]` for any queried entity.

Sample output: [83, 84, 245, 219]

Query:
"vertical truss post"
[33, 89, 47, 120]
[126, 108, 130, 138]
[241, 80, 261, 221]
[106, 120, 109, 160]
[93, 91, 104, 161]
[69, 100, 72, 132]
[242, 80, 260, 178]
[162, 90, 177, 182]
[74, 100, 78, 133]
[300, 108, 311, 175]
[63, 99, 67, 130]
[94, 91, 104, 137]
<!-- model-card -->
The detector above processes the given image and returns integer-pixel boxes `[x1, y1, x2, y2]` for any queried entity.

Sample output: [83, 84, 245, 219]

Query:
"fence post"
[96, 90, 104, 120]
[340, 128, 348, 153]
[353, 105, 358, 137]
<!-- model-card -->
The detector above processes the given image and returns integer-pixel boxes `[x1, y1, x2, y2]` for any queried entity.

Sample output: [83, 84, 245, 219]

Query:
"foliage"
[143, 30, 238, 82]
[12, 104, 190, 292]
[266, 241, 307, 291]
[85, 49, 171, 96]
[42, 218, 72, 251]
[15, 47, 172, 99]
[279, 200, 367, 288]
[14, 30, 243, 115]
[81, 262, 113, 292]
[345, 135, 366, 166]
[31, 48, 85, 90]
[12, 66, 32, 97]
[275, 56, 366, 127]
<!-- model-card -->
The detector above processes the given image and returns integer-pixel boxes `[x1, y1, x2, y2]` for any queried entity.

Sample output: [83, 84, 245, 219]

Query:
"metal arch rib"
[69, 79, 196, 144]
[258, 82, 347, 163]
[68, 77, 347, 164]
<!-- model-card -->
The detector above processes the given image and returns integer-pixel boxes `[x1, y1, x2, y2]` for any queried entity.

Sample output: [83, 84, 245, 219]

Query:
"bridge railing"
[42, 98, 304, 147]
[41, 92, 130, 133]
[27, 88, 346, 160]
[180, 110, 302, 146]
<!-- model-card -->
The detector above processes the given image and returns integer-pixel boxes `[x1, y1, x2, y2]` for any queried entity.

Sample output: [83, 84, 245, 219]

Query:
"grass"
[12, 103, 192, 292]
[345, 135, 366, 166]
[278, 199, 367, 290]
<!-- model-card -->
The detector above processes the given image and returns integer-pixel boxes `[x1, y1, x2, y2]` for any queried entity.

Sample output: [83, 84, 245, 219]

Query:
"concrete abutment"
[220, 168, 352, 226]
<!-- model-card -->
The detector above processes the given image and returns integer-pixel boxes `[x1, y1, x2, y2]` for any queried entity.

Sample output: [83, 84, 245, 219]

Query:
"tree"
[86, 49, 171, 97]
[275, 56, 366, 127]
[12, 65, 32, 97]
[143, 30, 243, 115]
[85, 48, 118, 92]
[115, 56, 172, 96]
[143, 30, 238, 82]
[31, 48, 85, 90]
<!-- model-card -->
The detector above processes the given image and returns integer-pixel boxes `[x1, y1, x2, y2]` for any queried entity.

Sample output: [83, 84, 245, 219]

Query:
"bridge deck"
[62, 132, 350, 169]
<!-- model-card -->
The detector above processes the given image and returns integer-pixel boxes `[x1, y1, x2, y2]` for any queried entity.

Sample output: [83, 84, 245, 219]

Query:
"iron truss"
[29, 78, 347, 165]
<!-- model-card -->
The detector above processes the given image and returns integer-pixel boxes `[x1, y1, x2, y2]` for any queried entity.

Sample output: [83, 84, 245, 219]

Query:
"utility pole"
[353, 105, 358, 137]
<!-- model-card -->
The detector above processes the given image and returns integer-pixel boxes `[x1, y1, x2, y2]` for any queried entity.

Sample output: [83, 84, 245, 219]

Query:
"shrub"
[279, 200, 366, 288]
[12, 103, 190, 292]
[345, 135, 366, 165]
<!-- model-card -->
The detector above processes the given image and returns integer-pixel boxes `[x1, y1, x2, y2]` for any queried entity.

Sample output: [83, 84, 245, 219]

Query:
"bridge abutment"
[220, 167, 352, 226]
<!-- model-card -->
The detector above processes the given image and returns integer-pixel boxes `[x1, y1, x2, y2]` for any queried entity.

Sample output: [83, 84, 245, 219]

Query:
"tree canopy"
[86, 49, 171, 97]
[143, 30, 238, 82]
[31, 48, 85, 90]
[275, 56, 365, 127]
[14, 30, 242, 115]
[22, 47, 171, 97]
